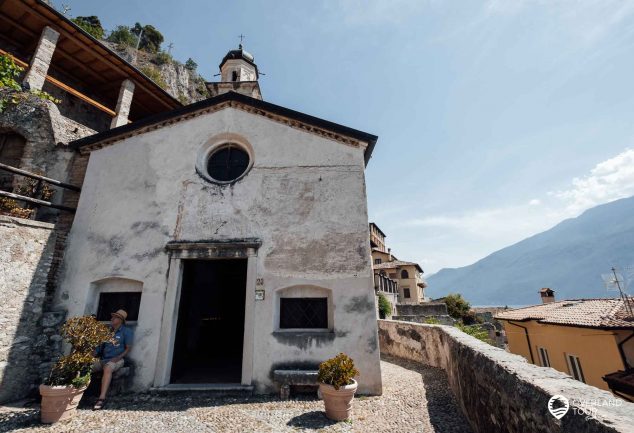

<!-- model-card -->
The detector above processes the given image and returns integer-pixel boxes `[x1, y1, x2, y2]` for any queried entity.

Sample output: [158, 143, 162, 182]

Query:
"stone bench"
[273, 369, 319, 399]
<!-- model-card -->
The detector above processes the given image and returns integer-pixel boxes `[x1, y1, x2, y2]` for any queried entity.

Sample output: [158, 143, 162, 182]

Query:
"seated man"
[92, 309, 133, 410]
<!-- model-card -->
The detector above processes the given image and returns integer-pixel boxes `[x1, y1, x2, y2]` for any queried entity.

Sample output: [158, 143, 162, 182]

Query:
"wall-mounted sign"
[255, 289, 265, 301]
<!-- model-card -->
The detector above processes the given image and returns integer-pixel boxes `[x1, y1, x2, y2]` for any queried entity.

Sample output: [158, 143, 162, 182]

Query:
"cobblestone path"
[0, 356, 473, 433]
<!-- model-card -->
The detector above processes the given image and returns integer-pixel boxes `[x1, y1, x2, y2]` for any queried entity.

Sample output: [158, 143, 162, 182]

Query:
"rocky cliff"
[103, 42, 208, 104]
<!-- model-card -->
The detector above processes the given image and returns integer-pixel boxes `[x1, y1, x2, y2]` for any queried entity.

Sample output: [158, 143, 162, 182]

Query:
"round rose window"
[206, 144, 250, 182]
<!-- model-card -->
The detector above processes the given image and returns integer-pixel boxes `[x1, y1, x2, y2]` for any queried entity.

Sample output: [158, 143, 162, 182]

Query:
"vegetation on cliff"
[69, 11, 208, 104]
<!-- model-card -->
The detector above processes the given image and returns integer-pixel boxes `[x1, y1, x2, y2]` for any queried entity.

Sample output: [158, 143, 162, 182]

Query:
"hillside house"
[496, 296, 634, 400]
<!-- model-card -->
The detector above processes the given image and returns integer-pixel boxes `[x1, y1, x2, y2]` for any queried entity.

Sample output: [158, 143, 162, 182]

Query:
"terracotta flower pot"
[319, 379, 358, 421]
[39, 384, 88, 424]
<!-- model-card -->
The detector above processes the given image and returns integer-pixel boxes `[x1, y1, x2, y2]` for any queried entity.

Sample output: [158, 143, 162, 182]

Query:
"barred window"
[96, 292, 141, 321]
[280, 298, 327, 329]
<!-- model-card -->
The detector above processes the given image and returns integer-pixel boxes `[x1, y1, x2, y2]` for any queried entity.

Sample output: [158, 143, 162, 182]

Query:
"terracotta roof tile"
[374, 260, 423, 273]
[495, 299, 634, 329]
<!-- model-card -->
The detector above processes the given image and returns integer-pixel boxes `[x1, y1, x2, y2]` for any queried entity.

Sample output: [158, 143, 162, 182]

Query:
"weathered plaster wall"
[378, 320, 634, 433]
[0, 216, 65, 403]
[58, 107, 382, 394]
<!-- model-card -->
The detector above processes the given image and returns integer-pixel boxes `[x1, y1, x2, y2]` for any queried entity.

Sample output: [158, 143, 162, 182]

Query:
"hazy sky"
[63, 0, 634, 274]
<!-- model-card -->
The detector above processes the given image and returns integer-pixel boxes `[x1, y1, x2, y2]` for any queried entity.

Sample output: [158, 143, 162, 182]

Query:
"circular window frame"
[195, 133, 254, 185]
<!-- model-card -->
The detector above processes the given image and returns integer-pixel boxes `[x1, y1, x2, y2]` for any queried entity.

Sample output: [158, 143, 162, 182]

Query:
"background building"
[496, 295, 634, 399]
[369, 222, 427, 304]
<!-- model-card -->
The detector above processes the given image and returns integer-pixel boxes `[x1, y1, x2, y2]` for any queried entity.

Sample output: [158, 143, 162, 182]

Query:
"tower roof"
[219, 44, 258, 76]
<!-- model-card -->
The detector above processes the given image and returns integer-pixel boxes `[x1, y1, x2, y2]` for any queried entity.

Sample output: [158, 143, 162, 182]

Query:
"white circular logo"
[548, 395, 570, 420]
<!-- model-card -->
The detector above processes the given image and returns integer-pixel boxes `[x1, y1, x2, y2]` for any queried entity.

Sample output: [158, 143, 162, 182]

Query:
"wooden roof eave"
[12, 0, 181, 113]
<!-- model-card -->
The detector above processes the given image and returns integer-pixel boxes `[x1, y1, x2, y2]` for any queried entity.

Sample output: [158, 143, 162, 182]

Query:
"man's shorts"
[92, 358, 124, 373]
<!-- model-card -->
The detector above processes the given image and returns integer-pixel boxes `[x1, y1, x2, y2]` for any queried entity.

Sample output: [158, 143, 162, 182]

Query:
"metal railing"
[0, 162, 80, 215]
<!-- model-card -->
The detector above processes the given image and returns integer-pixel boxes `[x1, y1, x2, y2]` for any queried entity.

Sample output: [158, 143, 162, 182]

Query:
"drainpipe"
[617, 331, 634, 370]
[507, 321, 535, 364]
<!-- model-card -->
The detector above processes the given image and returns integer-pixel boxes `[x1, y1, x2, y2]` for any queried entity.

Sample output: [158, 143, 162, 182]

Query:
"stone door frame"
[153, 239, 261, 387]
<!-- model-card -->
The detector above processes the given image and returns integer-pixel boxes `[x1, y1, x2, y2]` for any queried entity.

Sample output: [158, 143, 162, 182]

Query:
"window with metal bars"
[279, 297, 328, 329]
[96, 292, 141, 321]
[206, 145, 250, 182]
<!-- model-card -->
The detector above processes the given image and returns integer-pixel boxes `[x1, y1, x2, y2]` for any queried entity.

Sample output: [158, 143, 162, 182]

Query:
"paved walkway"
[0, 356, 473, 433]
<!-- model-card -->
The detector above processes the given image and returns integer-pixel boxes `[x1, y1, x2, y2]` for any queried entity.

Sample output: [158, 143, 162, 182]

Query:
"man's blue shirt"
[99, 325, 133, 361]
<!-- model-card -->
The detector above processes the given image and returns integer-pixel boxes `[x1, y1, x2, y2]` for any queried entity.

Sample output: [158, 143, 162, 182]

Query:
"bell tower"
[207, 43, 262, 100]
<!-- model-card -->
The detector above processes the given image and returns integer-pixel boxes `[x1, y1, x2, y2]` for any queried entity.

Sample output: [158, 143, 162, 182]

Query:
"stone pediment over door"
[165, 239, 262, 259]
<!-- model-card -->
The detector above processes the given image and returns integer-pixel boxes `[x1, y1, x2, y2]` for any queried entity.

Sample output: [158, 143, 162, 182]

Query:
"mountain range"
[426, 196, 634, 306]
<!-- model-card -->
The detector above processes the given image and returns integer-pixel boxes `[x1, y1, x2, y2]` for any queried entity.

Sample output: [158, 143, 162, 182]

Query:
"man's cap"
[111, 309, 128, 322]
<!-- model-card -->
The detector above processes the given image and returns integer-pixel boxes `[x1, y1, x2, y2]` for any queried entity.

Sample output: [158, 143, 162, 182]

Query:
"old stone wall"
[0, 216, 65, 403]
[0, 98, 92, 403]
[393, 303, 454, 325]
[378, 320, 634, 433]
[43, 83, 110, 133]
[0, 96, 94, 221]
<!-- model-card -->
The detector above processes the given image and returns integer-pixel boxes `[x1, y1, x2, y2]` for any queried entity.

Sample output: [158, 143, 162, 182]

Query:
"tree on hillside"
[72, 16, 104, 39]
[444, 293, 471, 321]
[131, 23, 164, 53]
[107, 25, 137, 47]
[185, 58, 198, 71]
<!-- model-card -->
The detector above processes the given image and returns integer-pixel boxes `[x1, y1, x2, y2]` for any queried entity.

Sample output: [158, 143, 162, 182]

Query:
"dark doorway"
[0, 132, 27, 192]
[170, 259, 247, 383]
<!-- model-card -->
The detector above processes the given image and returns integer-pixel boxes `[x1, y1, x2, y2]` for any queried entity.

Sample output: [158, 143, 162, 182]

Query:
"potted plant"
[318, 353, 360, 421]
[40, 316, 113, 424]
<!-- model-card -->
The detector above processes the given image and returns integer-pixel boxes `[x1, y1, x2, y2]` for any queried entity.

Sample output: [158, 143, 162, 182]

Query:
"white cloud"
[405, 204, 557, 238]
[551, 148, 634, 216]
[400, 148, 634, 272]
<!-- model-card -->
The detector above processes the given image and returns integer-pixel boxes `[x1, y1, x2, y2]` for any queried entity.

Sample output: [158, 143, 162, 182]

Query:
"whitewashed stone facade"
[57, 96, 382, 395]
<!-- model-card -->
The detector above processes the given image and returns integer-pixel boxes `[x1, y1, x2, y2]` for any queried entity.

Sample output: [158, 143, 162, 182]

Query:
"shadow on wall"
[0, 217, 65, 404]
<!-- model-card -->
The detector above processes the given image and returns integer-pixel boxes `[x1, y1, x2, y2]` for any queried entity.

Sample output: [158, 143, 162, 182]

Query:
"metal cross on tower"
[238, 34, 245, 45]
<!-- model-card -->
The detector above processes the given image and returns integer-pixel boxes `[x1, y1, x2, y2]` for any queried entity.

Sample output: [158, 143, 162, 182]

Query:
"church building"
[57, 45, 383, 394]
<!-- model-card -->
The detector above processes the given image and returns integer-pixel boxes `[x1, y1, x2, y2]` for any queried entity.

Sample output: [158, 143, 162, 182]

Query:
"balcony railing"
[0, 162, 80, 218]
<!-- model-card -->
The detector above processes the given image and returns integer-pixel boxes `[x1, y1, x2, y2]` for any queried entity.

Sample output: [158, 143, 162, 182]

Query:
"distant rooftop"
[369, 222, 386, 237]
[495, 298, 634, 329]
[374, 260, 423, 273]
